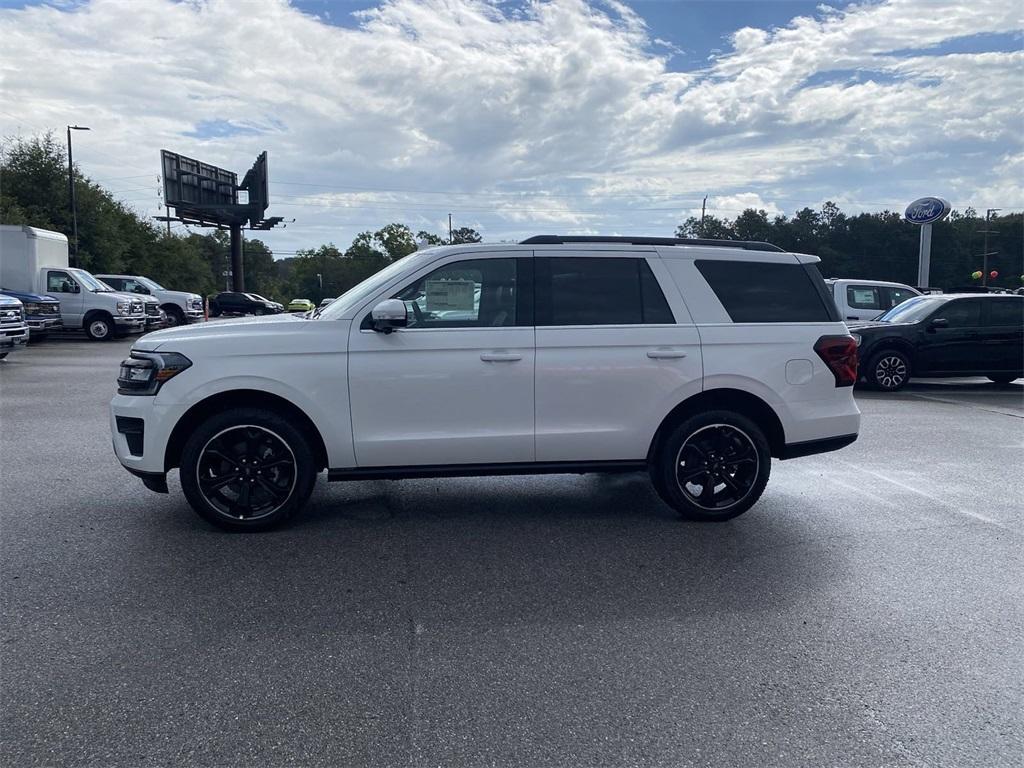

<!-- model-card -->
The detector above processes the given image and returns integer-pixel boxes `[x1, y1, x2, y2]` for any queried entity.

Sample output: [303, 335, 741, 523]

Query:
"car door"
[916, 298, 984, 373]
[46, 270, 84, 327]
[981, 297, 1024, 374]
[347, 254, 535, 467]
[534, 253, 702, 462]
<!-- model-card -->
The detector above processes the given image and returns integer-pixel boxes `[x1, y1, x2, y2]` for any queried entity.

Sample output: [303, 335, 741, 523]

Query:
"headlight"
[116, 301, 131, 315]
[117, 351, 192, 396]
[850, 333, 862, 347]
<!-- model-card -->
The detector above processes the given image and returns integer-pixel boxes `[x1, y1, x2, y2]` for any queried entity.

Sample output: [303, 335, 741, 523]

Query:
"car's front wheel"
[180, 407, 318, 531]
[868, 349, 911, 391]
[85, 314, 114, 341]
[652, 410, 771, 522]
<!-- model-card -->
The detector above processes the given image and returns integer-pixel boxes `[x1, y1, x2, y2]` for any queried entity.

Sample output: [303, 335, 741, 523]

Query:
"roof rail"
[519, 235, 785, 252]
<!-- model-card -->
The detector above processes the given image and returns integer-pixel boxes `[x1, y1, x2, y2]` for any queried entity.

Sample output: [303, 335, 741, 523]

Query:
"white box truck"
[0, 225, 146, 340]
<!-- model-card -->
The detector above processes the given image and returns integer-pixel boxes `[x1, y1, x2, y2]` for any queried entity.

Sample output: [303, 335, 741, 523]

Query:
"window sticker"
[425, 280, 476, 312]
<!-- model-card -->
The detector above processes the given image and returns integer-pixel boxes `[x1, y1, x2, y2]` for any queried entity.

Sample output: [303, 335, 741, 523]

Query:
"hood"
[0, 289, 58, 304]
[160, 288, 202, 301]
[135, 313, 307, 350]
[0, 294, 23, 308]
[847, 320, 908, 332]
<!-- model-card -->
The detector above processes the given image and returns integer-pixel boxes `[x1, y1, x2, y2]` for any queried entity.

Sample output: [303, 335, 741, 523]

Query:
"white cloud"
[0, 0, 1020, 253]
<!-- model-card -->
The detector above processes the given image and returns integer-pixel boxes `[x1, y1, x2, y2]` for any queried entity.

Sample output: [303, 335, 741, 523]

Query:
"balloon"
[989, 270, 998, 279]
[971, 271, 983, 280]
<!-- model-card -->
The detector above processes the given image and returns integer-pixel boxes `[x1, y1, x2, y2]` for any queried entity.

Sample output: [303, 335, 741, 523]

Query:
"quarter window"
[536, 257, 675, 326]
[394, 258, 520, 328]
[695, 260, 833, 323]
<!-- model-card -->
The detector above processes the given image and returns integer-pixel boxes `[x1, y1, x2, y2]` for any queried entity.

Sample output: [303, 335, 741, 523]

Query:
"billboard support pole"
[230, 223, 244, 292]
[916, 223, 932, 288]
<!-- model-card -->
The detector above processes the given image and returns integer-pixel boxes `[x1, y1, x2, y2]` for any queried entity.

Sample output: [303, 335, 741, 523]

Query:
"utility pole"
[980, 208, 1001, 287]
[66, 125, 90, 266]
[448, 213, 453, 245]
[701, 196, 707, 237]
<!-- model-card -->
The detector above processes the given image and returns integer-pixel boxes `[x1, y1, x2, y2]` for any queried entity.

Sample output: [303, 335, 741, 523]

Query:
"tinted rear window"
[696, 260, 834, 323]
[985, 298, 1024, 327]
[536, 257, 675, 326]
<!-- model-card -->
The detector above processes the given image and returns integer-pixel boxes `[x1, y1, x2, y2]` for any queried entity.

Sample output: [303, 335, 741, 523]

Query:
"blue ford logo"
[904, 197, 951, 225]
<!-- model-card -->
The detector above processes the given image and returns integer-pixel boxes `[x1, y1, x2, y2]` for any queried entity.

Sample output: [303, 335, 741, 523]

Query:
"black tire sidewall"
[868, 349, 911, 391]
[165, 306, 185, 326]
[85, 315, 114, 341]
[180, 407, 317, 531]
[653, 410, 771, 522]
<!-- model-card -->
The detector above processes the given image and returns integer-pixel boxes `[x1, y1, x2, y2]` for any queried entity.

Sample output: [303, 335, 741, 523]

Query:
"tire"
[0, 353, 7, 360]
[179, 407, 317, 532]
[867, 349, 911, 391]
[209, 302, 222, 318]
[164, 305, 186, 327]
[84, 313, 115, 341]
[651, 410, 771, 522]
[988, 374, 1019, 385]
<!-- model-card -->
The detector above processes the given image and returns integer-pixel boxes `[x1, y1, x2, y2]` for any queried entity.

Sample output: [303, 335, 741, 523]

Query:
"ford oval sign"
[905, 197, 951, 225]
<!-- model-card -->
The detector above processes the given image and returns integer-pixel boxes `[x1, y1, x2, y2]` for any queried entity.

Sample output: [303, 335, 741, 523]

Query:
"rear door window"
[695, 260, 834, 323]
[984, 298, 1024, 327]
[536, 257, 675, 326]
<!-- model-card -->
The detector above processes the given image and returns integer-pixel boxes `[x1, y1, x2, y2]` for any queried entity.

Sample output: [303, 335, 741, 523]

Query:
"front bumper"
[115, 317, 146, 333]
[144, 315, 167, 331]
[1, 326, 30, 350]
[185, 309, 204, 323]
[26, 317, 62, 335]
[110, 393, 189, 477]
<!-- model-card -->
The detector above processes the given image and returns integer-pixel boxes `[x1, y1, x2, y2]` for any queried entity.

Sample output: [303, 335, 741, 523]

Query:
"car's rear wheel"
[180, 407, 317, 531]
[209, 302, 222, 317]
[868, 350, 911, 391]
[652, 410, 771, 522]
[988, 374, 1018, 385]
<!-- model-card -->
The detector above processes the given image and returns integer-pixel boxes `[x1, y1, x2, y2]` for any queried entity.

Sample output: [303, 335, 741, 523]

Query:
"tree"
[373, 223, 417, 261]
[450, 227, 482, 244]
[416, 230, 446, 246]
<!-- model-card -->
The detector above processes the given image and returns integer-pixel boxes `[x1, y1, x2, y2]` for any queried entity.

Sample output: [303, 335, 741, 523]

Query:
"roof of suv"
[520, 235, 784, 251]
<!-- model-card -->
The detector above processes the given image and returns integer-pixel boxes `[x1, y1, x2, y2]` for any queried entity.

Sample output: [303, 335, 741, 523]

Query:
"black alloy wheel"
[652, 409, 771, 522]
[197, 426, 296, 520]
[869, 350, 911, 391]
[180, 407, 317, 531]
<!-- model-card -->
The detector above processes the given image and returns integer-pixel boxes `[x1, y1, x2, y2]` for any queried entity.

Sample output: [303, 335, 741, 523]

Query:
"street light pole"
[66, 125, 90, 266]
[982, 208, 1001, 288]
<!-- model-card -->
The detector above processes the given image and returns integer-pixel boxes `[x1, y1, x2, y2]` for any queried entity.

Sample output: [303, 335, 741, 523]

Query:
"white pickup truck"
[0, 225, 145, 340]
[824, 278, 921, 322]
[95, 274, 204, 327]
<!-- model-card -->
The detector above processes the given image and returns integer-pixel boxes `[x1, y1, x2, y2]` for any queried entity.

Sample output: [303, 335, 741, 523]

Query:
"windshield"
[317, 250, 441, 321]
[71, 269, 114, 292]
[138, 276, 165, 291]
[875, 295, 944, 323]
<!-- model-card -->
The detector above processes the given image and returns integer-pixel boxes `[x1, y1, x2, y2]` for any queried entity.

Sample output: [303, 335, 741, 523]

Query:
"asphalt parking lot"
[1, 337, 1022, 767]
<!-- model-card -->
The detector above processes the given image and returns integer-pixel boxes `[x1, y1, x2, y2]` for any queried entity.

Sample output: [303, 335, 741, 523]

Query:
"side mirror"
[929, 317, 948, 329]
[371, 299, 407, 333]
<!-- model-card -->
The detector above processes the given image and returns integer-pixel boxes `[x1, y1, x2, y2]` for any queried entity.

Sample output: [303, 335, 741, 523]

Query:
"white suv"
[110, 236, 860, 531]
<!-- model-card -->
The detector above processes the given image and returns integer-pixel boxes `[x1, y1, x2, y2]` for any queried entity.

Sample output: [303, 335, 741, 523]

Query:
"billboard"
[239, 151, 269, 219]
[161, 150, 238, 217]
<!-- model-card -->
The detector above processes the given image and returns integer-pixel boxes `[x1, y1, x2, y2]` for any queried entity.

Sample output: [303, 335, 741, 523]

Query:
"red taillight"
[815, 335, 858, 387]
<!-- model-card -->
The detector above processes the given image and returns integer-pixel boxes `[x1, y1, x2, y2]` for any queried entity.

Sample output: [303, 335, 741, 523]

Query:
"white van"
[825, 279, 921, 322]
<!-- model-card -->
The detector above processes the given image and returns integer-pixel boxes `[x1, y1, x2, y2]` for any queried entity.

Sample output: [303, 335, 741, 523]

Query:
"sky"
[0, 0, 1021, 256]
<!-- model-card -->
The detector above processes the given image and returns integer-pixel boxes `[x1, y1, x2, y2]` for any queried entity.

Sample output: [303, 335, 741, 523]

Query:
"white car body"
[0, 225, 146, 337]
[111, 239, 860, 528]
[94, 274, 204, 326]
[826, 278, 921, 322]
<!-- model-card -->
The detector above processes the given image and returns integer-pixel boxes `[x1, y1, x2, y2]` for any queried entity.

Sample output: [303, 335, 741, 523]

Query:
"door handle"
[647, 349, 688, 359]
[480, 351, 522, 362]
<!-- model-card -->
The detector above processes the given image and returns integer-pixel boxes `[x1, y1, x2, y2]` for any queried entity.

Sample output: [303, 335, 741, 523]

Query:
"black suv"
[209, 292, 283, 317]
[850, 294, 1023, 390]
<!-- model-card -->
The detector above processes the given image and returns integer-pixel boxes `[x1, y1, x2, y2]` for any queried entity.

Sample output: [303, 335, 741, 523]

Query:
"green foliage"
[677, 202, 1023, 289]
[450, 226, 482, 244]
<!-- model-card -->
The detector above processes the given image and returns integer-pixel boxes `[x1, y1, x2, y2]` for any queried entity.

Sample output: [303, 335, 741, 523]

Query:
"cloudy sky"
[1, 0, 1021, 255]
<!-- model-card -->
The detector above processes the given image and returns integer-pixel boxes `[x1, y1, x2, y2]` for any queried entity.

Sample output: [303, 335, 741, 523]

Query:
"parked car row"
[0, 224, 208, 355]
